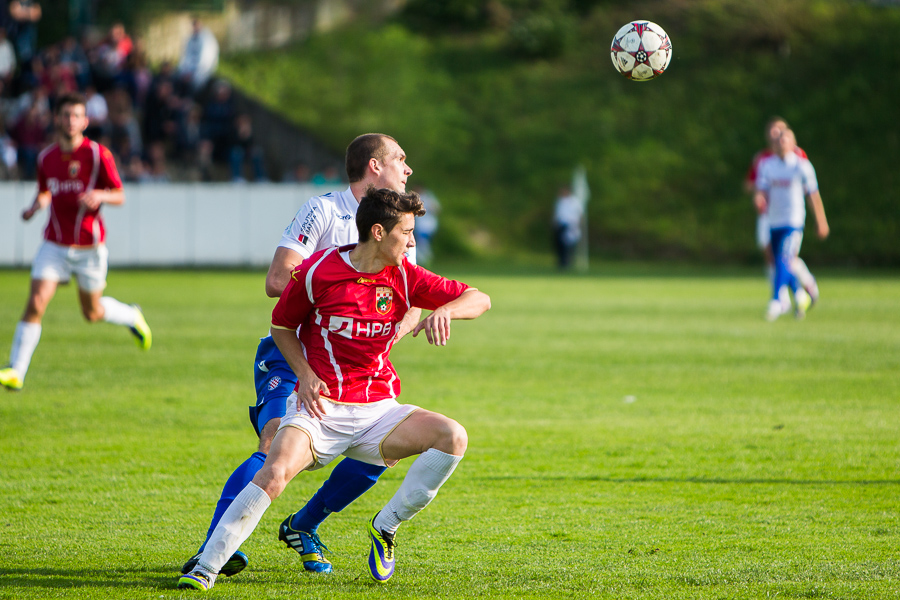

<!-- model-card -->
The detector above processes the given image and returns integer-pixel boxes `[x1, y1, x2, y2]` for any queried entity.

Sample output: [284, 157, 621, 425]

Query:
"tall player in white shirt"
[180, 134, 422, 578]
[754, 129, 829, 321]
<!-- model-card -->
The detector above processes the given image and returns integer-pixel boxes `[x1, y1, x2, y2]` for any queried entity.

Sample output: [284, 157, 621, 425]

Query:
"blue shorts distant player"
[180, 133, 421, 576]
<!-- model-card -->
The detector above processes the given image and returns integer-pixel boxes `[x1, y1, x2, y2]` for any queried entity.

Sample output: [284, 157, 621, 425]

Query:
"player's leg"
[365, 408, 467, 582]
[784, 230, 812, 318]
[790, 256, 819, 304]
[73, 245, 151, 349]
[1, 278, 57, 390]
[179, 425, 315, 590]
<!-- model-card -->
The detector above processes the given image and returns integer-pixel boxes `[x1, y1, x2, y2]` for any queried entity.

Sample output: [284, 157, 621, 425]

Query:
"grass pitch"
[0, 267, 897, 599]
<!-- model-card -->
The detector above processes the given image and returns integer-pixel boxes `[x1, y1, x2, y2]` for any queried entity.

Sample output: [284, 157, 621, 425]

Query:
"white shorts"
[756, 214, 770, 248]
[278, 394, 419, 470]
[31, 241, 108, 292]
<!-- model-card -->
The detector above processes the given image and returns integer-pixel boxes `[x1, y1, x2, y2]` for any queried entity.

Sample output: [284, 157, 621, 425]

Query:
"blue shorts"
[249, 335, 298, 437]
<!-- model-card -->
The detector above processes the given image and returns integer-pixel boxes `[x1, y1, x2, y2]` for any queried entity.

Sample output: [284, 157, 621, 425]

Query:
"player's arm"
[265, 246, 306, 298]
[270, 326, 330, 420]
[79, 188, 125, 211]
[752, 189, 768, 215]
[807, 191, 829, 239]
[412, 289, 491, 346]
[22, 190, 52, 221]
[394, 307, 422, 342]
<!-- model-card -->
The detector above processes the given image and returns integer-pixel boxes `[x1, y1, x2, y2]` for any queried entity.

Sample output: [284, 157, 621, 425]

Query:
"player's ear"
[371, 223, 384, 241]
[369, 157, 380, 176]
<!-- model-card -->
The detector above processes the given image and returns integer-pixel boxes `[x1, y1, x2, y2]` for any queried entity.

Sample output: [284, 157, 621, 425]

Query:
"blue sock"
[290, 458, 386, 533]
[198, 451, 267, 552]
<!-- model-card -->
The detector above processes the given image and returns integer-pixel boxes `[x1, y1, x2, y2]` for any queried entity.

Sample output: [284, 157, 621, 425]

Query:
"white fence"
[0, 182, 335, 267]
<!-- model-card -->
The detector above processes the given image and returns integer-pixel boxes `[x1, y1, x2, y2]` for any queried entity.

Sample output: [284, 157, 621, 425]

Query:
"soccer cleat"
[177, 570, 213, 591]
[181, 550, 248, 577]
[794, 289, 812, 319]
[366, 514, 396, 583]
[129, 305, 152, 350]
[278, 514, 333, 573]
[765, 299, 786, 322]
[0, 367, 23, 391]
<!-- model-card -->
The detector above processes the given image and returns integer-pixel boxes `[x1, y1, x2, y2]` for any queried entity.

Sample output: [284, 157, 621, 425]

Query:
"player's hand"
[412, 307, 451, 346]
[753, 195, 768, 215]
[296, 375, 330, 420]
[21, 206, 38, 221]
[78, 190, 103, 210]
[817, 222, 830, 239]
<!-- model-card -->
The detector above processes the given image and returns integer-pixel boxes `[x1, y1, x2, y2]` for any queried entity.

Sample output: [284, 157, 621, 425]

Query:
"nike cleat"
[0, 367, 23, 391]
[129, 305, 152, 350]
[366, 514, 396, 583]
[794, 289, 812, 320]
[177, 570, 213, 591]
[278, 514, 333, 573]
[181, 550, 248, 577]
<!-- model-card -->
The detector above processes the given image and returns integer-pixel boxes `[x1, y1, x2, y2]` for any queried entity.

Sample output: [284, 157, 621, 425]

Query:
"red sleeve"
[271, 264, 315, 330]
[745, 151, 763, 186]
[406, 262, 470, 310]
[96, 145, 123, 190]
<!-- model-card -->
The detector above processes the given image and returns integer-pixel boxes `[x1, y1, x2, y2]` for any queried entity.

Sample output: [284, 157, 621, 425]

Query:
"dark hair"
[765, 115, 788, 131]
[345, 133, 396, 183]
[356, 186, 425, 242]
[56, 92, 87, 113]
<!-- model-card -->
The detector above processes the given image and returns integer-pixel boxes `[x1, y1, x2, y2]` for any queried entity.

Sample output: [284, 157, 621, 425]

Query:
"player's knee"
[254, 465, 289, 499]
[436, 418, 467, 455]
[81, 307, 104, 322]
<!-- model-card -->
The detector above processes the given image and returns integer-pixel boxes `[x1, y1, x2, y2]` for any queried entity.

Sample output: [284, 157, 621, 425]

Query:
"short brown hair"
[345, 134, 396, 183]
[56, 92, 87, 114]
[356, 186, 425, 242]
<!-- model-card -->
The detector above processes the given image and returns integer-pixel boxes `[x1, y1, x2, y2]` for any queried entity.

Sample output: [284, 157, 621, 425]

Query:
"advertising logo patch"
[375, 287, 392, 315]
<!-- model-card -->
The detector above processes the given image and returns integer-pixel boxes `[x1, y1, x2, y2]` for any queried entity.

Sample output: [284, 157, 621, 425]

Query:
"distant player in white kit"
[754, 129, 829, 321]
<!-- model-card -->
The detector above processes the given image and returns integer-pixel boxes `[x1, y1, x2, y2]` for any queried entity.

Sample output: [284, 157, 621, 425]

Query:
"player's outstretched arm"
[271, 326, 330, 419]
[412, 289, 491, 346]
[22, 191, 51, 221]
[753, 189, 768, 215]
[394, 307, 422, 342]
[807, 191, 829, 239]
[78, 188, 125, 210]
[266, 247, 305, 298]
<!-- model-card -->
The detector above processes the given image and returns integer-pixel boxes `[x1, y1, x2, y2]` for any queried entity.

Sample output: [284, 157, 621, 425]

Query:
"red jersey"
[37, 139, 123, 246]
[271, 245, 470, 404]
[745, 146, 807, 188]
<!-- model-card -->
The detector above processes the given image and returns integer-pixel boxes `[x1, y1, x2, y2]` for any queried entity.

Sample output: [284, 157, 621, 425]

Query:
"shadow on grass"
[0, 567, 215, 591]
[472, 475, 900, 486]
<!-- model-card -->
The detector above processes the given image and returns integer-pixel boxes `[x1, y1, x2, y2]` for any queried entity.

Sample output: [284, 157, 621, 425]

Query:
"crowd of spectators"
[0, 14, 273, 183]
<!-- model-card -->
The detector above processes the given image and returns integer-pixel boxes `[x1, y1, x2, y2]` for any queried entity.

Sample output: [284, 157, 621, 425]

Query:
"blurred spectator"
[0, 28, 15, 87]
[10, 97, 49, 179]
[83, 84, 107, 139]
[103, 88, 142, 163]
[312, 164, 342, 185]
[0, 114, 18, 179]
[123, 152, 145, 183]
[199, 79, 234, 163]
[143, 77, 182, 147]
[413, 185, 441, 266]
[177, 18, 219, 97]
[141, 140, 169, 182]
[7, 0, 41, 64]
[92, 22, 132, 92]
[552, 185, 583, 270]
[284, 161, 311, 183]
[58, 35, 91, 89]
[120, 40, 152, 109]
[177, 101, 202, 160]
[229, 113, 265, 182]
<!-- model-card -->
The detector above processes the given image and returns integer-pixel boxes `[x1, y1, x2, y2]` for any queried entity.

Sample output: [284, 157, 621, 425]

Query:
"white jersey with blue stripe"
[756, 152, 818, 230]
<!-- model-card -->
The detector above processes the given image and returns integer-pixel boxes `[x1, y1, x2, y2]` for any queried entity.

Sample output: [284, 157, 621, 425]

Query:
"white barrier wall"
[0, 182, 335, 267]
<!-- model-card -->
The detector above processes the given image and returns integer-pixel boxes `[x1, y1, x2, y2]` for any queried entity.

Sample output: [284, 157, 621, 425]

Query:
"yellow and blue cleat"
[0, 367, 23, 391]
[129, 305, 152, 350]
[366, 514, 396, 583]
[278, 514, 333, 573]
[177, 570, 213, 591]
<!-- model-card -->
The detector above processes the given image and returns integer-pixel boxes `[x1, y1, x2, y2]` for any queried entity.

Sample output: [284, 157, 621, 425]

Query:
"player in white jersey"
[754, 129, 829, 321]
[180, 134, 422, 578]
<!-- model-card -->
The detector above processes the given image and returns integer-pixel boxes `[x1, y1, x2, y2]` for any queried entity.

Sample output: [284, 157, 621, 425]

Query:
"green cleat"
[366, 514, 396, 583]
[0, 367, 23, 391]
[129, 305, 152, 350]
[177, 571, 213, 591]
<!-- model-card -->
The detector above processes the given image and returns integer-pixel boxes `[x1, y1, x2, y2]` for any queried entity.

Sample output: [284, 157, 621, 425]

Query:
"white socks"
[197, 482, 271, 577]
[99, 296, 138, 327]
[374, 449, 463, 536]
[9, 321, 42, 377]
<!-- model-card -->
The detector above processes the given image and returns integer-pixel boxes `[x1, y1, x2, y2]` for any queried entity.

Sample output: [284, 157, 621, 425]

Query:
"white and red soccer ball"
[610, 21, 672, 81]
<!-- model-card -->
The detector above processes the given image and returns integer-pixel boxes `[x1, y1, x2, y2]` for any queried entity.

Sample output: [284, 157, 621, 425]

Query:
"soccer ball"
[610, 21, 672, 81]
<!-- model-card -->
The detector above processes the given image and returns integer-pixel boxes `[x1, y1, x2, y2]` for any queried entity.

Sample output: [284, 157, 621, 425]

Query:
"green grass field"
[0, 267, 897, 599]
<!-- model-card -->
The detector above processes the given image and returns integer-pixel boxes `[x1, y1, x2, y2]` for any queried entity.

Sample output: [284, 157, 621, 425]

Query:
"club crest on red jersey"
[375, 286, 392, 315]
[68, 161, 81, 177]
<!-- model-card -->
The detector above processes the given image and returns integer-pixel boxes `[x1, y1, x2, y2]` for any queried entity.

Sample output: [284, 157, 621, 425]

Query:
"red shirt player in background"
[744, 116, 818, 311]
[0, 92, 152, 392]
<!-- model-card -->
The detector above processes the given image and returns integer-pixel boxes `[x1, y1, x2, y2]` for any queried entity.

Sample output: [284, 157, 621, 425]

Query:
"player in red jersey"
[178, 187, 490, 591]
[0, 93, 151, 392]
[744, 116, 818, 311]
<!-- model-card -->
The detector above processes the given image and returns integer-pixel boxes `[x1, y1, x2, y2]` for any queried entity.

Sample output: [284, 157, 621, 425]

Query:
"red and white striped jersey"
[37, 138, 123, 246]
[271, 245, 470, 404]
